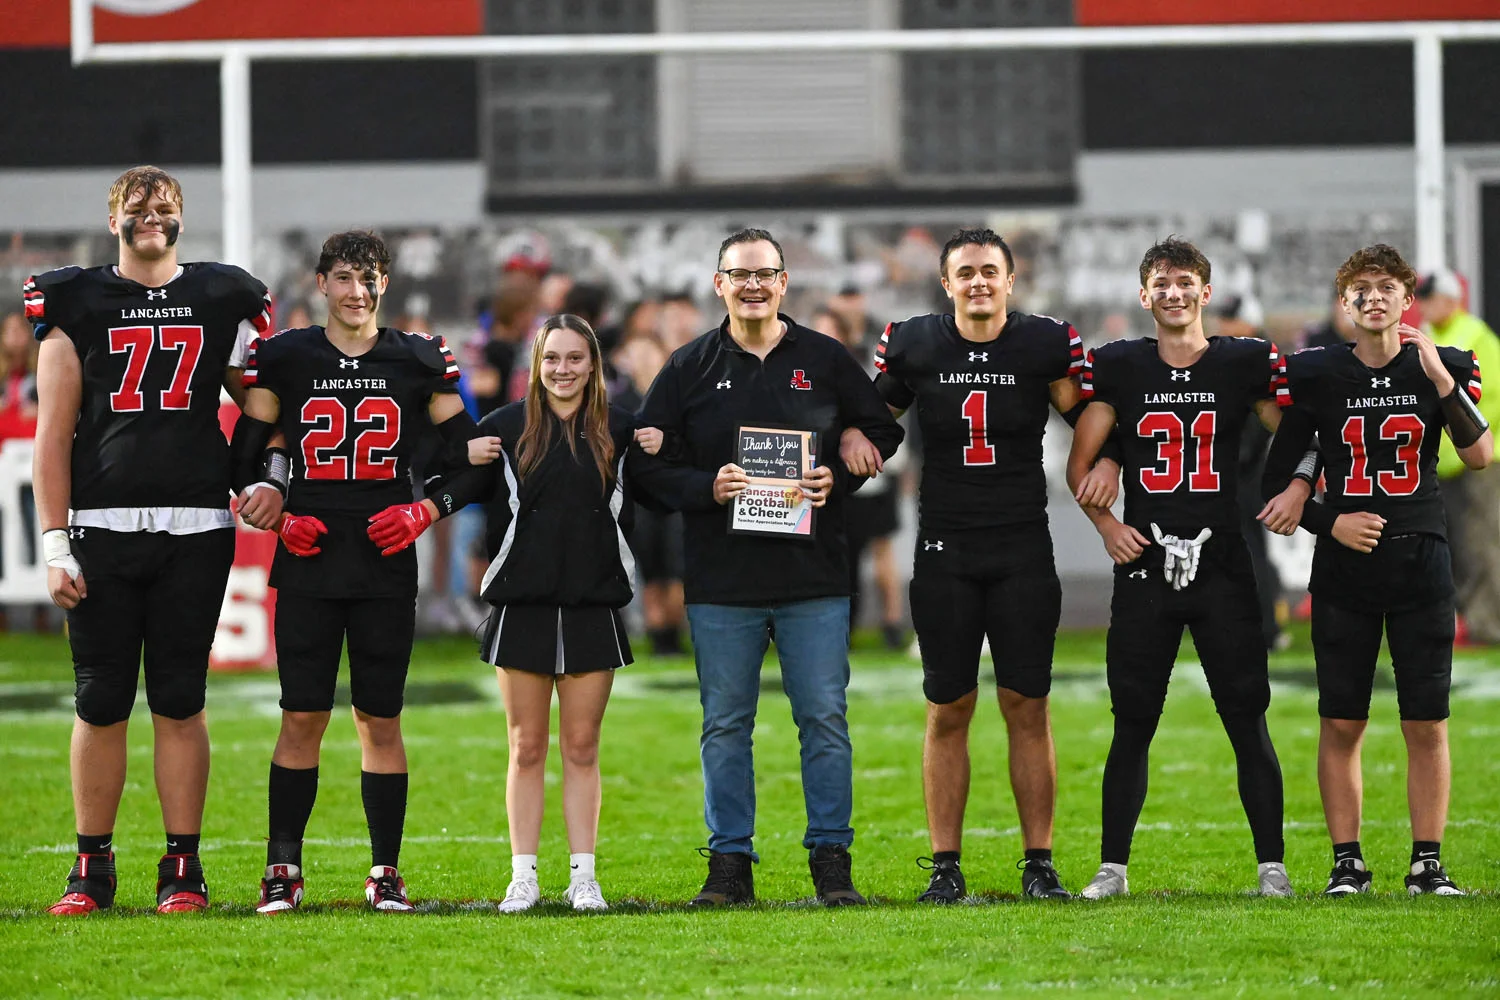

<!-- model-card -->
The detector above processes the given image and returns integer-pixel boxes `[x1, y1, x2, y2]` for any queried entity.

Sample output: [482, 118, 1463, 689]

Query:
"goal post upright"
[66, 6, 1500, 272]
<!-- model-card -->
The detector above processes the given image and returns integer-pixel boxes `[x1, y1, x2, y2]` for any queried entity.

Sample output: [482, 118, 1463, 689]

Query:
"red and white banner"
[2, 0, 482, 48]
[214, 400, 278, 669]
[1077, 1, 1500, 26]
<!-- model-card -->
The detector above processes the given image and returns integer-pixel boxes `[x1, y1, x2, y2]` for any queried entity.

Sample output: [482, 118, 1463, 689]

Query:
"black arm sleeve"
[1262, 406, 1336, 536]
[424, 463, 499, 518]
[434, 409, 481, 470]
[229, 413, 275, 493]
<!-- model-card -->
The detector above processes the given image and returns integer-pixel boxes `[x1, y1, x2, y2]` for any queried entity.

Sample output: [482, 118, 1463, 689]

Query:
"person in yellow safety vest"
[1418, 270, 1500, 643]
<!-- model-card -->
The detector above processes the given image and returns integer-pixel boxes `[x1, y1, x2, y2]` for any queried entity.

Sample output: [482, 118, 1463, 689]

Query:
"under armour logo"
[146, 289, 167, 300]
[1170, 370, 1191, 381]
[790, 370, 813, 390]
[1371, 376, 1391, 388]
[339, 358, 359, 369]
[969, 352, 988, 362]
[68, 527, 85, 540]
[1129, 568, 1148, 579]
[716, 379, 732, 389]
[923, 540, 944, 551]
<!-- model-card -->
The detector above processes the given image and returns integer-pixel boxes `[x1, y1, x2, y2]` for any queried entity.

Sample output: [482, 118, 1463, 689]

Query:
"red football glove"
[367, 502, 434, 556]
[278, 513, 328, 557]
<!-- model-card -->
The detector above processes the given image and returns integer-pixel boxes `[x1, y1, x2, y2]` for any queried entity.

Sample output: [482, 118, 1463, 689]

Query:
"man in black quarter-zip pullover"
[634, 228, 902, 907]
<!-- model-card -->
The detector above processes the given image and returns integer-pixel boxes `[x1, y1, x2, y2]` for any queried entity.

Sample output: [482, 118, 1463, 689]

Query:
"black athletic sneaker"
[1019, 858, 1072, 899]
[47, 853, 116, 915]
[156, 853, 209, 913]
[1323, 859, 1372, 896]
[688, 848, 755, 906]
[809, 845, 867, 906]
[916, 856, 966, 903]
[1404, 859, 1465, 896]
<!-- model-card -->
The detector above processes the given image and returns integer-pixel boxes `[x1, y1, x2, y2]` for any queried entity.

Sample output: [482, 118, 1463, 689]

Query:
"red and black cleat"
[156, 853, 210, 913]
[47, 853, 117, 915]
[364, 866, 414, 912]
[256, 864, 305, 914]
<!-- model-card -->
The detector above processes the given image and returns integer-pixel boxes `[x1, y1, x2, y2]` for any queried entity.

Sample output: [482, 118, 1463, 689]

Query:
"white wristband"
[42, 528, 83, 578]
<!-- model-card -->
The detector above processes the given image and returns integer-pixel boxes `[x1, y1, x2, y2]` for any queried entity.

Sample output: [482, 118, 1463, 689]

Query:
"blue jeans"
[686, 597, 854, 857]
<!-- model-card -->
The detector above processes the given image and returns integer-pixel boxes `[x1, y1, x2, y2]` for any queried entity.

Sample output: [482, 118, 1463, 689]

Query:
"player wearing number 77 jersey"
[232, 231, 478, 914]
[868, 228, 1121, 903]
[1262, 244, 1492, 897]
[27, 166, 278, 916]
[1066, 237, 1301, 900]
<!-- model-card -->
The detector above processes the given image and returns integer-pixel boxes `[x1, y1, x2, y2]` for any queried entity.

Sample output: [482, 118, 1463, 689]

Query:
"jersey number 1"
[108, 325, 204, 412]
[300, 397, 401, 480]
[961, 390, 996, 466]
[1138, 411, 1219, 493]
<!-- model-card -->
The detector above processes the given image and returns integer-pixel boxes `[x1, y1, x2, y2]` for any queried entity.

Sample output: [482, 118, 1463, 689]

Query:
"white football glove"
[42, 528, 83, 581]
[1149, 523, 1212, 591]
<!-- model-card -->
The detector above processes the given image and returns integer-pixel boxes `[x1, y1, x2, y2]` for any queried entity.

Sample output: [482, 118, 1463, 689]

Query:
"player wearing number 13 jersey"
[29, 166, 275, 917]
[234, 231, 476, 914]
[873, 228, 1114, 903]
[1263, 244, 1492, 897]
[1067, 237, 1292, 899]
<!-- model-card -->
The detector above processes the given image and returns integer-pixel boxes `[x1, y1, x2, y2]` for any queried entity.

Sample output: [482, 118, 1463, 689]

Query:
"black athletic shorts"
[1310, 532, 1455, 613]
[478, 604, 632, 676]
[630, 506, 684, 584]
[909, 521, 1061, 703]
[1106, 534, 1270, 721]
[67, 526, 235, 725]
[1311, 597, 1455, 721]
[273, 593, 416, 718]
[270, 509, 417, 599]
[846, 489, 900, 546]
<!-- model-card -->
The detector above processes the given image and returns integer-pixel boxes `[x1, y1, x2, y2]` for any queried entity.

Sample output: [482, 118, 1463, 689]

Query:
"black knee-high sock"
[1221, 712, 1285, 863]
[267, 763, 318, 867]
[362, 771, 408, 870]
[1100, 714, 1160, 864]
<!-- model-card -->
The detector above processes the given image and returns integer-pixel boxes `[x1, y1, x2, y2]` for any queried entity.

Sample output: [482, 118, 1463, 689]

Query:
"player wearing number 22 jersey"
[1262, 244, 1492, 898]
[235, 231, 478, 915]
[1067, 237, 1292, 900]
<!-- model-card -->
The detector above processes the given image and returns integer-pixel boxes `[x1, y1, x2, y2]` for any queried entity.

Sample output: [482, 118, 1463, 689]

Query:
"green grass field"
[1, 626, 1497, 998]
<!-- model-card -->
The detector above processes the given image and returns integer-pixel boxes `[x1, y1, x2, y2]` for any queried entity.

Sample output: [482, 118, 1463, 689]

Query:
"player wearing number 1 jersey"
[1263, 244, 1492, 897]
[29, 166, 277, 915]
[233, 231, 476, 913]
[871, 228, 1119, 902]
[1067, 237, 1295, 899]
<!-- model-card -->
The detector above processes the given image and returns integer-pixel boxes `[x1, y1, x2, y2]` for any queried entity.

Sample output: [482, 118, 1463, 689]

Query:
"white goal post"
[68, 0, 1500, 275]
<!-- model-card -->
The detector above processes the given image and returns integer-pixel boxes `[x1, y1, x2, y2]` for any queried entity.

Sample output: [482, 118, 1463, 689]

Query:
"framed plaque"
[729, 425, 819, 539]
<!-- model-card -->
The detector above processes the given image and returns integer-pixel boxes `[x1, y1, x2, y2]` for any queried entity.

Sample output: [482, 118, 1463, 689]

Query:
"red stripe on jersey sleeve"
[1467, 352, 1483, 402]
[872, 323, 891, 374]
[1079, 350, 1095, 400]
[241, 339, 261, 385]
[1066, 325, 1085, 376]
[1270, 345, 1293, 407]
[25, 299, 43, 319]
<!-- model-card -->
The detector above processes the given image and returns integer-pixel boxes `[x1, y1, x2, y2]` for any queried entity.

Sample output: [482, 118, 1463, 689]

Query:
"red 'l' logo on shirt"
[790, 370, 813, 390]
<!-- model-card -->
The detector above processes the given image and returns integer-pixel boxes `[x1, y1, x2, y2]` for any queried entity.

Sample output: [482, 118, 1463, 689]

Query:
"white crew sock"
[512, 854, 538, 881]
[1258, 861, 1287, 877]
[1100, 862, 1127, 878]
[570, 853, 596, 883]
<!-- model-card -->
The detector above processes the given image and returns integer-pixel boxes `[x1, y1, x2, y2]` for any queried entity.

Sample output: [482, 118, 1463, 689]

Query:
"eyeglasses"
[718, 268, 784, 288]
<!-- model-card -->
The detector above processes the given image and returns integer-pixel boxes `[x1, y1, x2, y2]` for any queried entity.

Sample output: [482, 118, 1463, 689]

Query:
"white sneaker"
[498, 876, 541, 913]
[1079, 865, 1128, 900]
[1258, 862, 1293, 897]
[564, 878, 608, 912]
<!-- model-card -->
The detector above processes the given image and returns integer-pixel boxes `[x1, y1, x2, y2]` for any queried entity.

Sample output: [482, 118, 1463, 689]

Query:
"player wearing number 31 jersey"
[1067, 237, 1295, 900]
[233, 231, 476, 914]
[1263, 244, 1492, 898]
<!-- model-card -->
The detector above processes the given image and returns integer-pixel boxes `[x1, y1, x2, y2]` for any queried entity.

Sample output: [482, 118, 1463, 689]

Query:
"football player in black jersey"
[1263, 244, 1491, 896]
[1067, 237, 1303, 899]
[862, 228, 1119, 902]
[28, 166, 277, 915]
[233, 231, 476, 913]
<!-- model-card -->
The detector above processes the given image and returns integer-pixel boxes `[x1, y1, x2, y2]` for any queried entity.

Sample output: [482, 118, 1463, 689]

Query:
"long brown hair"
[515, 314, 615, 492]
